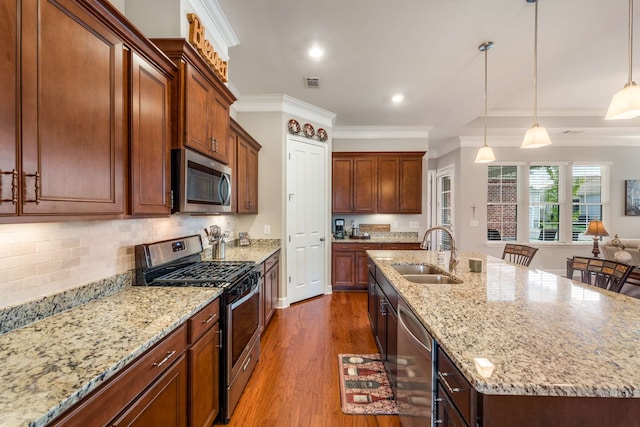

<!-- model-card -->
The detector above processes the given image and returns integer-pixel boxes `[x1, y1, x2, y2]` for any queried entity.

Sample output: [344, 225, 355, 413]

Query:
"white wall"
[448, 144, 640, 273]
[0, 215, 236, 309]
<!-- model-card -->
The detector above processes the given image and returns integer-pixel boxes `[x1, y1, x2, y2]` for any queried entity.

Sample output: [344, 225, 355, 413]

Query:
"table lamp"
[584, 220, 609, 258]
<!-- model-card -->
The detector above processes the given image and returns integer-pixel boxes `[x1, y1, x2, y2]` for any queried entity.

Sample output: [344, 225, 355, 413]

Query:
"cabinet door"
[332, 157, 353, 213]
[247, 142, 259, 213]
[399, 156, 422, 213]
[111, 355, 187, 427]
[210, 93, 230, 164]
[375, 288, 388, 357]
[353, 156, 377, 213]
[356, 252, 371, 288]
[331, 251, 356, 289]
[236, 136, 259, 213]
[21, 0, 125, 215]
[184, 64, 214, 157]
[267, 263, 278, 325]
[189, 323, 220, 427]
[377, 157, 399, 213]
[367, 272, 377, 334]
[0, 0, 18, 216]
[130, 51, 171, 216]
[386, 305, 398, 394]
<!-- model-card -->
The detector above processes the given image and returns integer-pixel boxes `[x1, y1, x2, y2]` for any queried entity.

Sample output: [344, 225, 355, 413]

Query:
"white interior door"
[286, 136, 327, 304]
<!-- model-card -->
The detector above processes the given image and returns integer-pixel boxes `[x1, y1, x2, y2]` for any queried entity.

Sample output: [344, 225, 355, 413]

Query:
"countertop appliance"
[397, 299, 434, 426]
[134, 235, 260, 423]
[334, 218, 345, 239]
[171, 148, 232, 214]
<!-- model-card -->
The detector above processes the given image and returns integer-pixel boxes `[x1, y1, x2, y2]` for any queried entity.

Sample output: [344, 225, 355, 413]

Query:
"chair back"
[502, 244, 538, 267]
[567, 256, 634, 293]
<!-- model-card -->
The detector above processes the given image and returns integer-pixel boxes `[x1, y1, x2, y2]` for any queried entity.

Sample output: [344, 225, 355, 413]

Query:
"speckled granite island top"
[0, 286, 222, 427]
[368, 249, 640, 399]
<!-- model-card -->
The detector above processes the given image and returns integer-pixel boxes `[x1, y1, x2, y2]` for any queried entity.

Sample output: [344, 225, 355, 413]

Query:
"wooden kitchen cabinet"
[260, 250, 280, 334]
[128, 50, 172, 216]
[332, 242, 379, 290]
[188, 298, 221, 427]
[151, 39, 236, 164]
[331, 152, 424, 214]
[232, 118, 261, 214]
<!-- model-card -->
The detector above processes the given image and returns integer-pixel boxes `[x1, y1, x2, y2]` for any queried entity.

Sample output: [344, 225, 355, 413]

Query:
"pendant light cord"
[533, 0, 539, 125]
[629, 0, 634, 85]
[484, 46, 488, 146]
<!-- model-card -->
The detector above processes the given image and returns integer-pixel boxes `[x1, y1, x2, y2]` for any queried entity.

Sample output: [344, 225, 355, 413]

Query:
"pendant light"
[475, 41, 496, 163]
[605, 0, 640, 120]
[521, 0, 552, 149]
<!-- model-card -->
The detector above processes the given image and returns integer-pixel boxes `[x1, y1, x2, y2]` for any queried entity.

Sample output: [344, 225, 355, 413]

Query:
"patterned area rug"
[338, 353, 398, 415]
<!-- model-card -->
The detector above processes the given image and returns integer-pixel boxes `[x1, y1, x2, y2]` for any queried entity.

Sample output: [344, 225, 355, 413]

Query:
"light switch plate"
[264, 224, 271, 234]
[409, 221, 419, 229]
[470, 219, 479, 227]
[393, 221, 399, 229]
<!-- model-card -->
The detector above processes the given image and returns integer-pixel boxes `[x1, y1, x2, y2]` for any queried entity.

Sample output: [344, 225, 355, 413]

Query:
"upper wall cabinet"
[231, 119, 261, 214]
[151, 39, 236, 165]
[0, 0, 176, 221]
[332, 152, 425, 214]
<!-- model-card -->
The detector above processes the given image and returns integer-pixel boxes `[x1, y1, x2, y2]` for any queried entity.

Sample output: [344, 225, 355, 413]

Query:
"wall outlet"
[409, 221, 419, 229]
[393, 221, 399, 229]
[470, 219, 479, 227]
[264, 224, 271, 234]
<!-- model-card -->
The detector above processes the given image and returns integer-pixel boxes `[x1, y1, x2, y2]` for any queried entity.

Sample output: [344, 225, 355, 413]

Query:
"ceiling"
[217, 0, 640, 152]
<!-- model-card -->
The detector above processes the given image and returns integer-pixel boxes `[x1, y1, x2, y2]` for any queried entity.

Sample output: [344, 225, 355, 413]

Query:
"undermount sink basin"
[402, 274, 459, 284]
[392, 264, 441, 275]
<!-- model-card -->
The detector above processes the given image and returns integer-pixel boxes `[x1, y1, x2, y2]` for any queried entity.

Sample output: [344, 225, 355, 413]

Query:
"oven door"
[226, 279, 260, 383]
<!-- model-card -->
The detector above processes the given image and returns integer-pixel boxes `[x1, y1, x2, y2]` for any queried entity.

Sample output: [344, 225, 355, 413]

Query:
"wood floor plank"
[225, 292, 401, 427]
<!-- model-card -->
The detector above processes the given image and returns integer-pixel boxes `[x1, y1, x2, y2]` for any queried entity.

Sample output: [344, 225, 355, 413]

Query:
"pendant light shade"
[521, 0, 551, 149]
[606, 0, 640, 120]
[475, 41, 496, 164]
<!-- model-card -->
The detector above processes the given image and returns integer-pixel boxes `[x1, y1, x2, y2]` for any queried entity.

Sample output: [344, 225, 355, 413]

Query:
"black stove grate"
[153, 260, 255, 285]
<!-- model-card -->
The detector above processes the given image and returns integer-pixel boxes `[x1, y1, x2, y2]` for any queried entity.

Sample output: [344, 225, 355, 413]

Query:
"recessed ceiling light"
[308, 47, 324, 59]
[391, 94, 405, 104]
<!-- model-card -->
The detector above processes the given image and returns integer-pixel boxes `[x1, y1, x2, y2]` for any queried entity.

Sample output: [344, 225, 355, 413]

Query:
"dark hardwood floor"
[226, 292, 401, 427]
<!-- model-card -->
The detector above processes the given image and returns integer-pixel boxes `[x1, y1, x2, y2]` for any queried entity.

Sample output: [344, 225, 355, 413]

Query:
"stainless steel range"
[134, 235, 261, 424]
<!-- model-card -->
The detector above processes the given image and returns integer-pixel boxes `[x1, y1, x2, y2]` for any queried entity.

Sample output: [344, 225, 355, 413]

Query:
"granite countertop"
[332, 232, 420, 244]
[0, 286, 223, 427]
[368, 249, 640, 398]
[207, 239, 281, 264]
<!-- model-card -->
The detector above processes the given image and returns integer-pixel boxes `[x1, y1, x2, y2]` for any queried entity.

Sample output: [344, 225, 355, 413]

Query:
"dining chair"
[502, 243, 539, 267]
[566, 256, 634, 293]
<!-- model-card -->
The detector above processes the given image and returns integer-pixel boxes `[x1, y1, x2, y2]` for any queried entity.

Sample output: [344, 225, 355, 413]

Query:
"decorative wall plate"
[303, 123, 315, 138]
[288, 119, 301, 134]
[317, 128, 328, 142]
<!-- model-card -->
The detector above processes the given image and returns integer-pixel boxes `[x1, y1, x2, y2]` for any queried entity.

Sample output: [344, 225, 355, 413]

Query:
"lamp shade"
[475, 145, 496, 163]
[521, 124, 552, 149]
[605, 82, 640, 120]
[584, 220, 610, 237]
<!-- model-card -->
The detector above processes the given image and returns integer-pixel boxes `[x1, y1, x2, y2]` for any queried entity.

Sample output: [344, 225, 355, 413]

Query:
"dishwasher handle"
[398, 303, 432, 353]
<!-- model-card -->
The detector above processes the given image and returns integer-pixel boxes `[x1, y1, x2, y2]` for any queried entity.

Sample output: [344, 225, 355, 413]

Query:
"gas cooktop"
[153, 261, 255, 286]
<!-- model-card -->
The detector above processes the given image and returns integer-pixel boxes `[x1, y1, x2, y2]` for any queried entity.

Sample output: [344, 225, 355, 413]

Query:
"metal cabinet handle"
[242, 354, 252, 372]
[202, 313, 217, 324]
[379, 298, 387, 315]
[24, 171, 40, 204]
[0, 169, 18, 204]
[217, 329, 222, 349]
[152, 350, 176, 368]
[438, 371, 464, 393]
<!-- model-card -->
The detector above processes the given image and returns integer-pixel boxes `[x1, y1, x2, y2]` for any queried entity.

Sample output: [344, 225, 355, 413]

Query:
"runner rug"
[337, 353, 398, 415]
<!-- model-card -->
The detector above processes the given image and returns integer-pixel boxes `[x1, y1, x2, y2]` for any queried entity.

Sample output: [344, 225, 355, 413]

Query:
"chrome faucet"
[420, 226, 459, 271]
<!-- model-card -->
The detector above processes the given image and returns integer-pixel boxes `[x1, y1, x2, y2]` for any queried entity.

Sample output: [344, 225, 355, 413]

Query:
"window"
[487, 165, 518, 241]
[529, 165, 560, 242]
[437, 168, 453, 250]
[572, 165, 604, 241]
[485, 162, 608, 243]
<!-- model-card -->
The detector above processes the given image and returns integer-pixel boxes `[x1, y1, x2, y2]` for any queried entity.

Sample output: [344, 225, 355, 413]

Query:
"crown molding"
[458, 133, 640, 147]
[232, 94, 337, 127]
[332, 126, 432, 140]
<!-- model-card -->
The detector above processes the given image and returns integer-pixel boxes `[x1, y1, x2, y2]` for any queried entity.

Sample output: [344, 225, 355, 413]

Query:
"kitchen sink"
[392, 264, 442, 275]
[401, 274, 460, 284]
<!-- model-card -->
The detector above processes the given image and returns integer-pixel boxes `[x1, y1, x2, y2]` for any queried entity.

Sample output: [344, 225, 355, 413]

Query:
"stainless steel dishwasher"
[397, 299, 434, 427]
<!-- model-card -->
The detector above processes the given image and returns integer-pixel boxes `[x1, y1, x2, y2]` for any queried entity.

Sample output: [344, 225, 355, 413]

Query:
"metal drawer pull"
[438, 371, 464, 393]
[433, 420, 444, 424]
[242, 354, 252, 371]
[202, 313, 217, 324]
[25, 171, 40, 204]
[0, 169, 18, 204]
[152, 350, 176, 368]
[217, 329, 222, 349]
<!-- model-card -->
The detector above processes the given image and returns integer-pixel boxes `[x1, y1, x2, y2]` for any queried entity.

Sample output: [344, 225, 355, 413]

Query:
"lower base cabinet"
[260, 250, 280, 334]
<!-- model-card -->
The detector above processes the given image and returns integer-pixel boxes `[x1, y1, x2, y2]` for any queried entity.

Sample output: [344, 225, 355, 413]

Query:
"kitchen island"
[368, 249, 640, 426]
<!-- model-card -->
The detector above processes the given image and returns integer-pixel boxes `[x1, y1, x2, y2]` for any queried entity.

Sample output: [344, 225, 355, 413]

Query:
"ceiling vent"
[304, 77, 320, 88]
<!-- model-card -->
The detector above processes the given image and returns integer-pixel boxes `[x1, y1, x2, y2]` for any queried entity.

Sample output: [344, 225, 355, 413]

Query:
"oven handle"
[230, 279, 260, 309]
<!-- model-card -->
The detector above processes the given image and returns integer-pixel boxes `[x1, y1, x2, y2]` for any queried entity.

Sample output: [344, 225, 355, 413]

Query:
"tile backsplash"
[0, 216, 237, 309]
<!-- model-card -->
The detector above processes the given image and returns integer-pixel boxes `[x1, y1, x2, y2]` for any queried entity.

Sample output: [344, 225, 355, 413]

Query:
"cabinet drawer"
[332, 242, 379, 251]
[436, 383, 468, 427]
[437, 347, 473, 425]
[189, 298, 221, 343]
[263, 250, 280, 274]
[379, 242, 421, 250]
[52, 325, 187, 426]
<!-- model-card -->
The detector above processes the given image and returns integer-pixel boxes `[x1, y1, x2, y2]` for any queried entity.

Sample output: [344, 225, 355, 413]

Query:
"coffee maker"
[334, 219, 345, 239]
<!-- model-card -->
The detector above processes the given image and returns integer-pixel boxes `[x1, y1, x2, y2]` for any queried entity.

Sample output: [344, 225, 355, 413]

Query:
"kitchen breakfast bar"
[369, 249, 640, 426]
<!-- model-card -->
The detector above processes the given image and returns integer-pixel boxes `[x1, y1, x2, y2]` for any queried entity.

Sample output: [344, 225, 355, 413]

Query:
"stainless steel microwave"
[171, 148, 232, 214]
